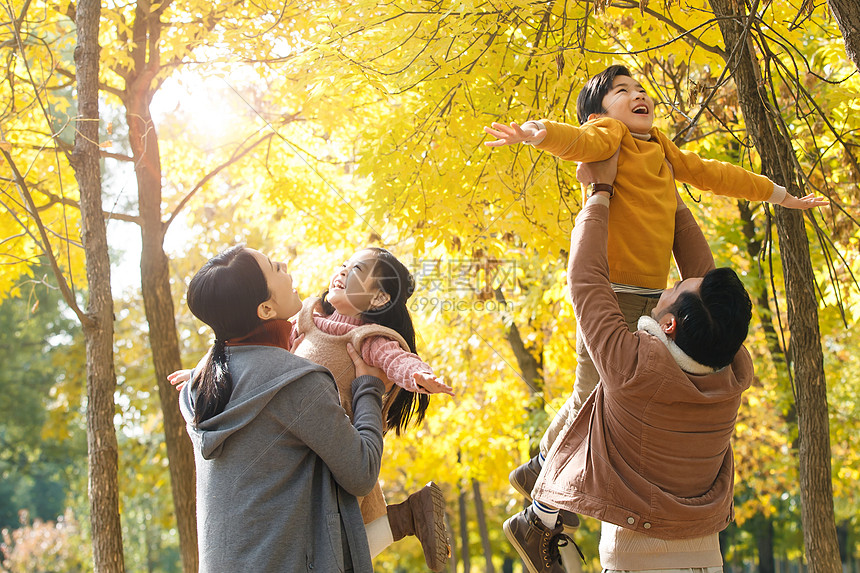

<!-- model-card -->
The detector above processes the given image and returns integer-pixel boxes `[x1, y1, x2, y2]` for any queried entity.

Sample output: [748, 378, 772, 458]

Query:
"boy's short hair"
[576, 65, 632, 125]
[669, 268, 752, 370]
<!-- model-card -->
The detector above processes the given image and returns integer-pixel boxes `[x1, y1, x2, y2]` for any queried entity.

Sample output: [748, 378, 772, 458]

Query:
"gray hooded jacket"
[179, 344, 385, 572]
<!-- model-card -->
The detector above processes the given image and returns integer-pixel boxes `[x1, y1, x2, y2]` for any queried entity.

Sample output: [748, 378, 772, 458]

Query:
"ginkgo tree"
[3, 0, 859, 570]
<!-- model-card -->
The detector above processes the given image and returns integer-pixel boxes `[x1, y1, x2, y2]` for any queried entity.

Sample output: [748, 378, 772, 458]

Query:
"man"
[504, 153, 755, 573]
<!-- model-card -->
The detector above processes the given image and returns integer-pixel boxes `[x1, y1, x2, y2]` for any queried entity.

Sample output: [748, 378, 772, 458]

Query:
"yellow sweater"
[536, 117, 775, 288]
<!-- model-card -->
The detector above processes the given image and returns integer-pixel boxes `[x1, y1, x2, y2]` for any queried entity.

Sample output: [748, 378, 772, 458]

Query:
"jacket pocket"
[325, 512, 346, 573]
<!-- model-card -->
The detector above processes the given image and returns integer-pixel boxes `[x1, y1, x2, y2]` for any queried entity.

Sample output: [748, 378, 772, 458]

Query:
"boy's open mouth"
[633, 105, 649, 115]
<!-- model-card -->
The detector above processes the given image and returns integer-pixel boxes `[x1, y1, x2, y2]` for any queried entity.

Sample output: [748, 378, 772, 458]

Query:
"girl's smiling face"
[327, 249, 391, 316]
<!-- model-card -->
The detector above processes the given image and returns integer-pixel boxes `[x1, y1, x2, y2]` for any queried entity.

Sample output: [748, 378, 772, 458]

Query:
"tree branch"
[164, 131, 276, 231]
[1, 149, 91, 327]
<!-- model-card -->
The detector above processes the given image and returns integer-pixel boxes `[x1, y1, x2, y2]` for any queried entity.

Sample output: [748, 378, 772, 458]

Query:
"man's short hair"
[576, 65, 632, 125]
[669, 268, 752, 370]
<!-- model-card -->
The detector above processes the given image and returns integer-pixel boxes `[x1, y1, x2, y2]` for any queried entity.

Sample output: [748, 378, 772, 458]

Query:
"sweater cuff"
[586, 194, 611, 209]
[767, 184, 787, 204]
[351, 375, 385, 406]
[523, 120, 547, 145]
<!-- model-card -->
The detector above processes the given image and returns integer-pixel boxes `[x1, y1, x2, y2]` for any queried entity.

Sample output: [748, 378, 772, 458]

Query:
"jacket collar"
[637, 316, 716, 375]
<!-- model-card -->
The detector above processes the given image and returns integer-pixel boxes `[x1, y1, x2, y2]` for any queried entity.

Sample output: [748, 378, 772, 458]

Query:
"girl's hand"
[167, 369, 192, 391]
[483, 122, 546, 147]
[413, 372, 455, 397]
[779, 192, 828, 210]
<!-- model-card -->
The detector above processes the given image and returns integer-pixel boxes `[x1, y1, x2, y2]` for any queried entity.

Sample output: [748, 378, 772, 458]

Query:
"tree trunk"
[708, 2, 841, 572]
[459, 481, 471, 573]
[471, 479, 496, 573]
[120, 4, 199, 571]
[125, 75, 199, 573]
[829, 0, 860, 72]
[757, 517, 775, 573]
[72, 0, 125, 570]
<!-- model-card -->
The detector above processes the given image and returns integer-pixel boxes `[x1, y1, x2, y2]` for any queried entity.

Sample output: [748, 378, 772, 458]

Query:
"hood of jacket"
[179, 345, 331, 460]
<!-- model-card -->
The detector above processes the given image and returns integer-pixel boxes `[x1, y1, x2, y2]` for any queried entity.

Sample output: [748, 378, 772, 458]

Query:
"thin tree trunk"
[459, 481, 471, 573]
[471, 479, 496, 573]
[121, 3, 198, 570]
[125, 80, 199, 573]
[757, 517, 775, 573]
[708, 2, 841, 571]
[446, 512, 458, 573]
[829, 0, 860, 72]
[72, 0, 124, 570]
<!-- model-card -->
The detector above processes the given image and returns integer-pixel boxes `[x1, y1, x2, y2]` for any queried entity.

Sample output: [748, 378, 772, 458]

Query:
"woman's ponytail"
[187, 246, 270, 424]
[191, 339, 233, 425]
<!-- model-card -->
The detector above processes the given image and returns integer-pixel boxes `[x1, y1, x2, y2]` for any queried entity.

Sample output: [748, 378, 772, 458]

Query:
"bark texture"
[708, 2, 841, 571]
[829, 0, 860, 72]
[119, 3, 198, 570]
[72, 0, 125, 569]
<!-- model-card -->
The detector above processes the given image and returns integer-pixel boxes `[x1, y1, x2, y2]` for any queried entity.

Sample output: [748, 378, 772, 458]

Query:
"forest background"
[1, 0, 859, 571]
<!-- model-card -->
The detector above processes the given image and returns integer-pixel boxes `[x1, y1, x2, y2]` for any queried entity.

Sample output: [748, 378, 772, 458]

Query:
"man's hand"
[347, 343, 394, 392]
[576, 147, 621, 187]
[483, 121, 546, 147]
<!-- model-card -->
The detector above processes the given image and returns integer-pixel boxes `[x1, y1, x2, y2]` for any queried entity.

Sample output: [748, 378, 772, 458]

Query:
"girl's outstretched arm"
[363, 337, 454, 396]
[413, 372, 455, 396]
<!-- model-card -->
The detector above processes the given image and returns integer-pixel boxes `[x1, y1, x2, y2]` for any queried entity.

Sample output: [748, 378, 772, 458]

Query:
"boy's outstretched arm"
[483, 121, 546, 147]
[775, 189, 829, 210]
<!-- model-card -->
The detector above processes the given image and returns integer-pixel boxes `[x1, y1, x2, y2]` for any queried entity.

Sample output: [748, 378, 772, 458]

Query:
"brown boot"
[387, 481, 450, 571]
[510, 456, 580, 534]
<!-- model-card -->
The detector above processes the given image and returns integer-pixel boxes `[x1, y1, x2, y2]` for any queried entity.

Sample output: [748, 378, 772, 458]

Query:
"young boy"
[483, 64, 825, 572]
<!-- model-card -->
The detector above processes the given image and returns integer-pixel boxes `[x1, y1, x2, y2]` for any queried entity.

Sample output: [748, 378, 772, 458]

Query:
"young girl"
[172, 246, 453, 571]
[178, 245, 390, 572]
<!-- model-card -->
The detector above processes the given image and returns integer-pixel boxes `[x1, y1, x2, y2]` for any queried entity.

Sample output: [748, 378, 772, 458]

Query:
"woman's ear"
[368, 290, 391, 310]
[257, 299, 277, 320]
[587, 112, 602, 122]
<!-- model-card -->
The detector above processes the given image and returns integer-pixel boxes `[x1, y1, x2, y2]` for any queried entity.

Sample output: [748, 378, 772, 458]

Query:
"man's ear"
[257, 299, 277, 320]
[659, 313, 677, 339]
[587, 113, 602, 122]
[368, 290, 391, 310]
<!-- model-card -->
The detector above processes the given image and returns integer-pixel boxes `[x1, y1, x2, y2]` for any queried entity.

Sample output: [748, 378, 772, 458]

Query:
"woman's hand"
[290, 332, 305, 353]
[167, 369, 192, 391]
[413, 372, 455, 396]
[347, 343, 394, 392]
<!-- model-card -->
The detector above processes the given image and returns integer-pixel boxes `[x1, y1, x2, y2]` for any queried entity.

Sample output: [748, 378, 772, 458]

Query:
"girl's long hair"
[186, 246, 269, 425]
[320, 247, 427, 435]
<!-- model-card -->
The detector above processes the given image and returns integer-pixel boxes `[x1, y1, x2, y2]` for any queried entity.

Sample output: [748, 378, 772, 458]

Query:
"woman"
[179, 245, 392, 572]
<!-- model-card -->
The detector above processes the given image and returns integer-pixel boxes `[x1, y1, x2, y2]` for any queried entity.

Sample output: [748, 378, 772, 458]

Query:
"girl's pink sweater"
[289, 310, 432, 392]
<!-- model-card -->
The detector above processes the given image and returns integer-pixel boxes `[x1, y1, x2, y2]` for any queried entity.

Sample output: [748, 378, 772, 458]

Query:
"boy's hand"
[484, 121, 546, 147]
[412, 372, 455, 396]
[167, 369, 192, 391]
[779, 192, 828, 210]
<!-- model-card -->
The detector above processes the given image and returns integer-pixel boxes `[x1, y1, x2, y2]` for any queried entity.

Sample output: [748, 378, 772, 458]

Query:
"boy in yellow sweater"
[483, 64, 825, 570]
